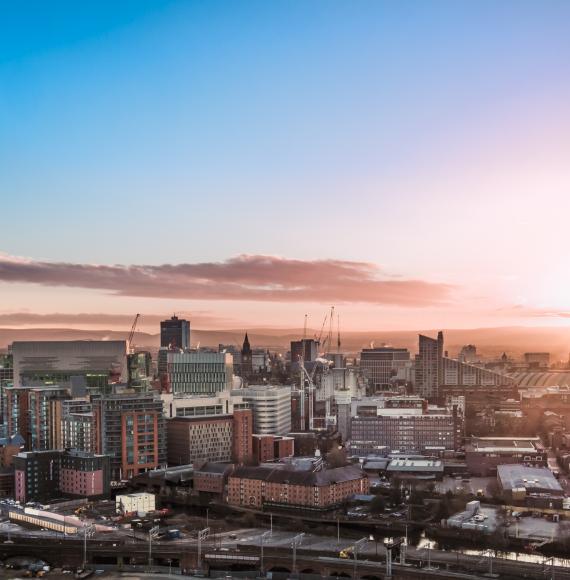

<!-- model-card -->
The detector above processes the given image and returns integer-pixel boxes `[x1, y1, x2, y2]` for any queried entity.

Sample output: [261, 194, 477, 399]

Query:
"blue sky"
[1, 1, 570, 330]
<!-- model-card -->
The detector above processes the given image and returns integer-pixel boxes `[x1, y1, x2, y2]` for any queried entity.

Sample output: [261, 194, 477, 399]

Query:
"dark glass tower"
[160, 315, 190, 350]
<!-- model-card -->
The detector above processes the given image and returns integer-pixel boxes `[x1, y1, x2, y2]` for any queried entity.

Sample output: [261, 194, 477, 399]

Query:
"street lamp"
[197, 527, 210, 573]
[148, 525, 160, 572]
[352, 537, 368, 579]
[291, 533, 305, 575]
[369, 534, 378, 557]
[259, 530, 272, 577]
[424, 540, 437, 571]
[544, 557, 555, 580]
[82, 524, 96, 570]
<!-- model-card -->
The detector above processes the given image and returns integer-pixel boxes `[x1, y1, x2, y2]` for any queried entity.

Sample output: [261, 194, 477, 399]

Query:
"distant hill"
[1, 325, 569, 361]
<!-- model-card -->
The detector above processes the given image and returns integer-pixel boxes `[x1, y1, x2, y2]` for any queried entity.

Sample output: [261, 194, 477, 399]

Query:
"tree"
[326, 446, 349, 468]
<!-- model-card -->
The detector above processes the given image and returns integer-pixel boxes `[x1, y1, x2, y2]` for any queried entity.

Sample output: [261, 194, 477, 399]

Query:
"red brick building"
[233, 409, 253, 463]
[193, 462, 233, 495]
[252, 434, 294, 463]
[227, 465, 368, 511]
[167, 409, 253, 466]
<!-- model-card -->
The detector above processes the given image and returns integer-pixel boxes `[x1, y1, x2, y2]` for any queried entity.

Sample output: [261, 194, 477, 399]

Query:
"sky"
[1, 0, 570, 333]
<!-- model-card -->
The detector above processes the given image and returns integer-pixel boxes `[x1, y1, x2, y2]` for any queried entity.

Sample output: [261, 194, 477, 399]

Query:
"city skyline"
[2, 1, 570, 331]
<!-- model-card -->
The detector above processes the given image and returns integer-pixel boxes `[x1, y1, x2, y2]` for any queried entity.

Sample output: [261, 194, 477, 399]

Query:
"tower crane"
[128, 313, 140, 354]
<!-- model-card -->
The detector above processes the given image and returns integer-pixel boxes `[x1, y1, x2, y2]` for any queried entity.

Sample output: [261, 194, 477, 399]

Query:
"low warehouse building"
[497, 464, 563, 508]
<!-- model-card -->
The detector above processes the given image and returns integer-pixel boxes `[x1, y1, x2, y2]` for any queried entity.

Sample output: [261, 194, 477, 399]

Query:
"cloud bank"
[0, 252, 452, 306]
[0, 311, 233, 328]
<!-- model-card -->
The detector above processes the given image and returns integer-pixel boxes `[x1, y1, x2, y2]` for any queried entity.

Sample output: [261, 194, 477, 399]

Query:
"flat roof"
[468, 437, 542, 454]
[387, 458, 444, 472]
[497, 464, 563, 493]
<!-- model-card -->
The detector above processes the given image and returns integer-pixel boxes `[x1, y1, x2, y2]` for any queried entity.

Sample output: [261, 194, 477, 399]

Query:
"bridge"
[0, 536, 567, 579]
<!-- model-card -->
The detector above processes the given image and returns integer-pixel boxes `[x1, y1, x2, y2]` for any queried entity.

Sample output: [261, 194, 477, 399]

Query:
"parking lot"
[436, 476, 495, 496]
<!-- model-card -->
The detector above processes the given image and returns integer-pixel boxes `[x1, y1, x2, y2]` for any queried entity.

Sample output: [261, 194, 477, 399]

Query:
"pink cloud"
[0, 311, 233, 328]
[507, 305, 570, 319]
[0, 252, 453, 306]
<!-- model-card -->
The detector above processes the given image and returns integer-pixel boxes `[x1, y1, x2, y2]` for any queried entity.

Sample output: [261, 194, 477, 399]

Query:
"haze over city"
[2, 0, 570, 334]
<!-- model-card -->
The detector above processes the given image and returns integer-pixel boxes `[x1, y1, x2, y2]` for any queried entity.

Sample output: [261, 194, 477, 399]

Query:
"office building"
[523, 352, 550, 369]
[233, 385, 292, 435]
[290, 339, 318, 367]
[219, 344, 242, 375]
[11, 340, 127, 392]
[161, 389, 250, 419]
[160, 315, 190, 350]
[165, 351, 233, 396]
[348, 396, 462, 456]
[167, 407, 253, 466]
[414, 332, 513, 401]
[359, 347, 411, 391]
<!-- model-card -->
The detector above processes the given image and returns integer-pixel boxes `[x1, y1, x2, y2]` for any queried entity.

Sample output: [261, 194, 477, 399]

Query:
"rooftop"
[497, 464, 563, 493]
[467, 437, 543, 454]
[387, 458, 444, 472]
[231, 464, 366, 486]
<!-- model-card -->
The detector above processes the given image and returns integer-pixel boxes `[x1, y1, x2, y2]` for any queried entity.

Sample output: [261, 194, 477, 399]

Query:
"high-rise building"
[4, 385, 69, 451]
[167, 408, 253, 466]
[232, 408, 254, 463]
[290, 339, 318, 366]
[165, 351, 233, 396]
[62, 392, 166, 481]
[62, 398, 98, 453]
[233, 385, 292, 435]
[414, 333, 444, 399]
[160, 315, 190, 350]
[93, 392, 166, 481]
[127, 351, 152, 391]
[167, 416, 236, 466]
[359, 347, 411, 391]
[0, 354, 13, 386]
